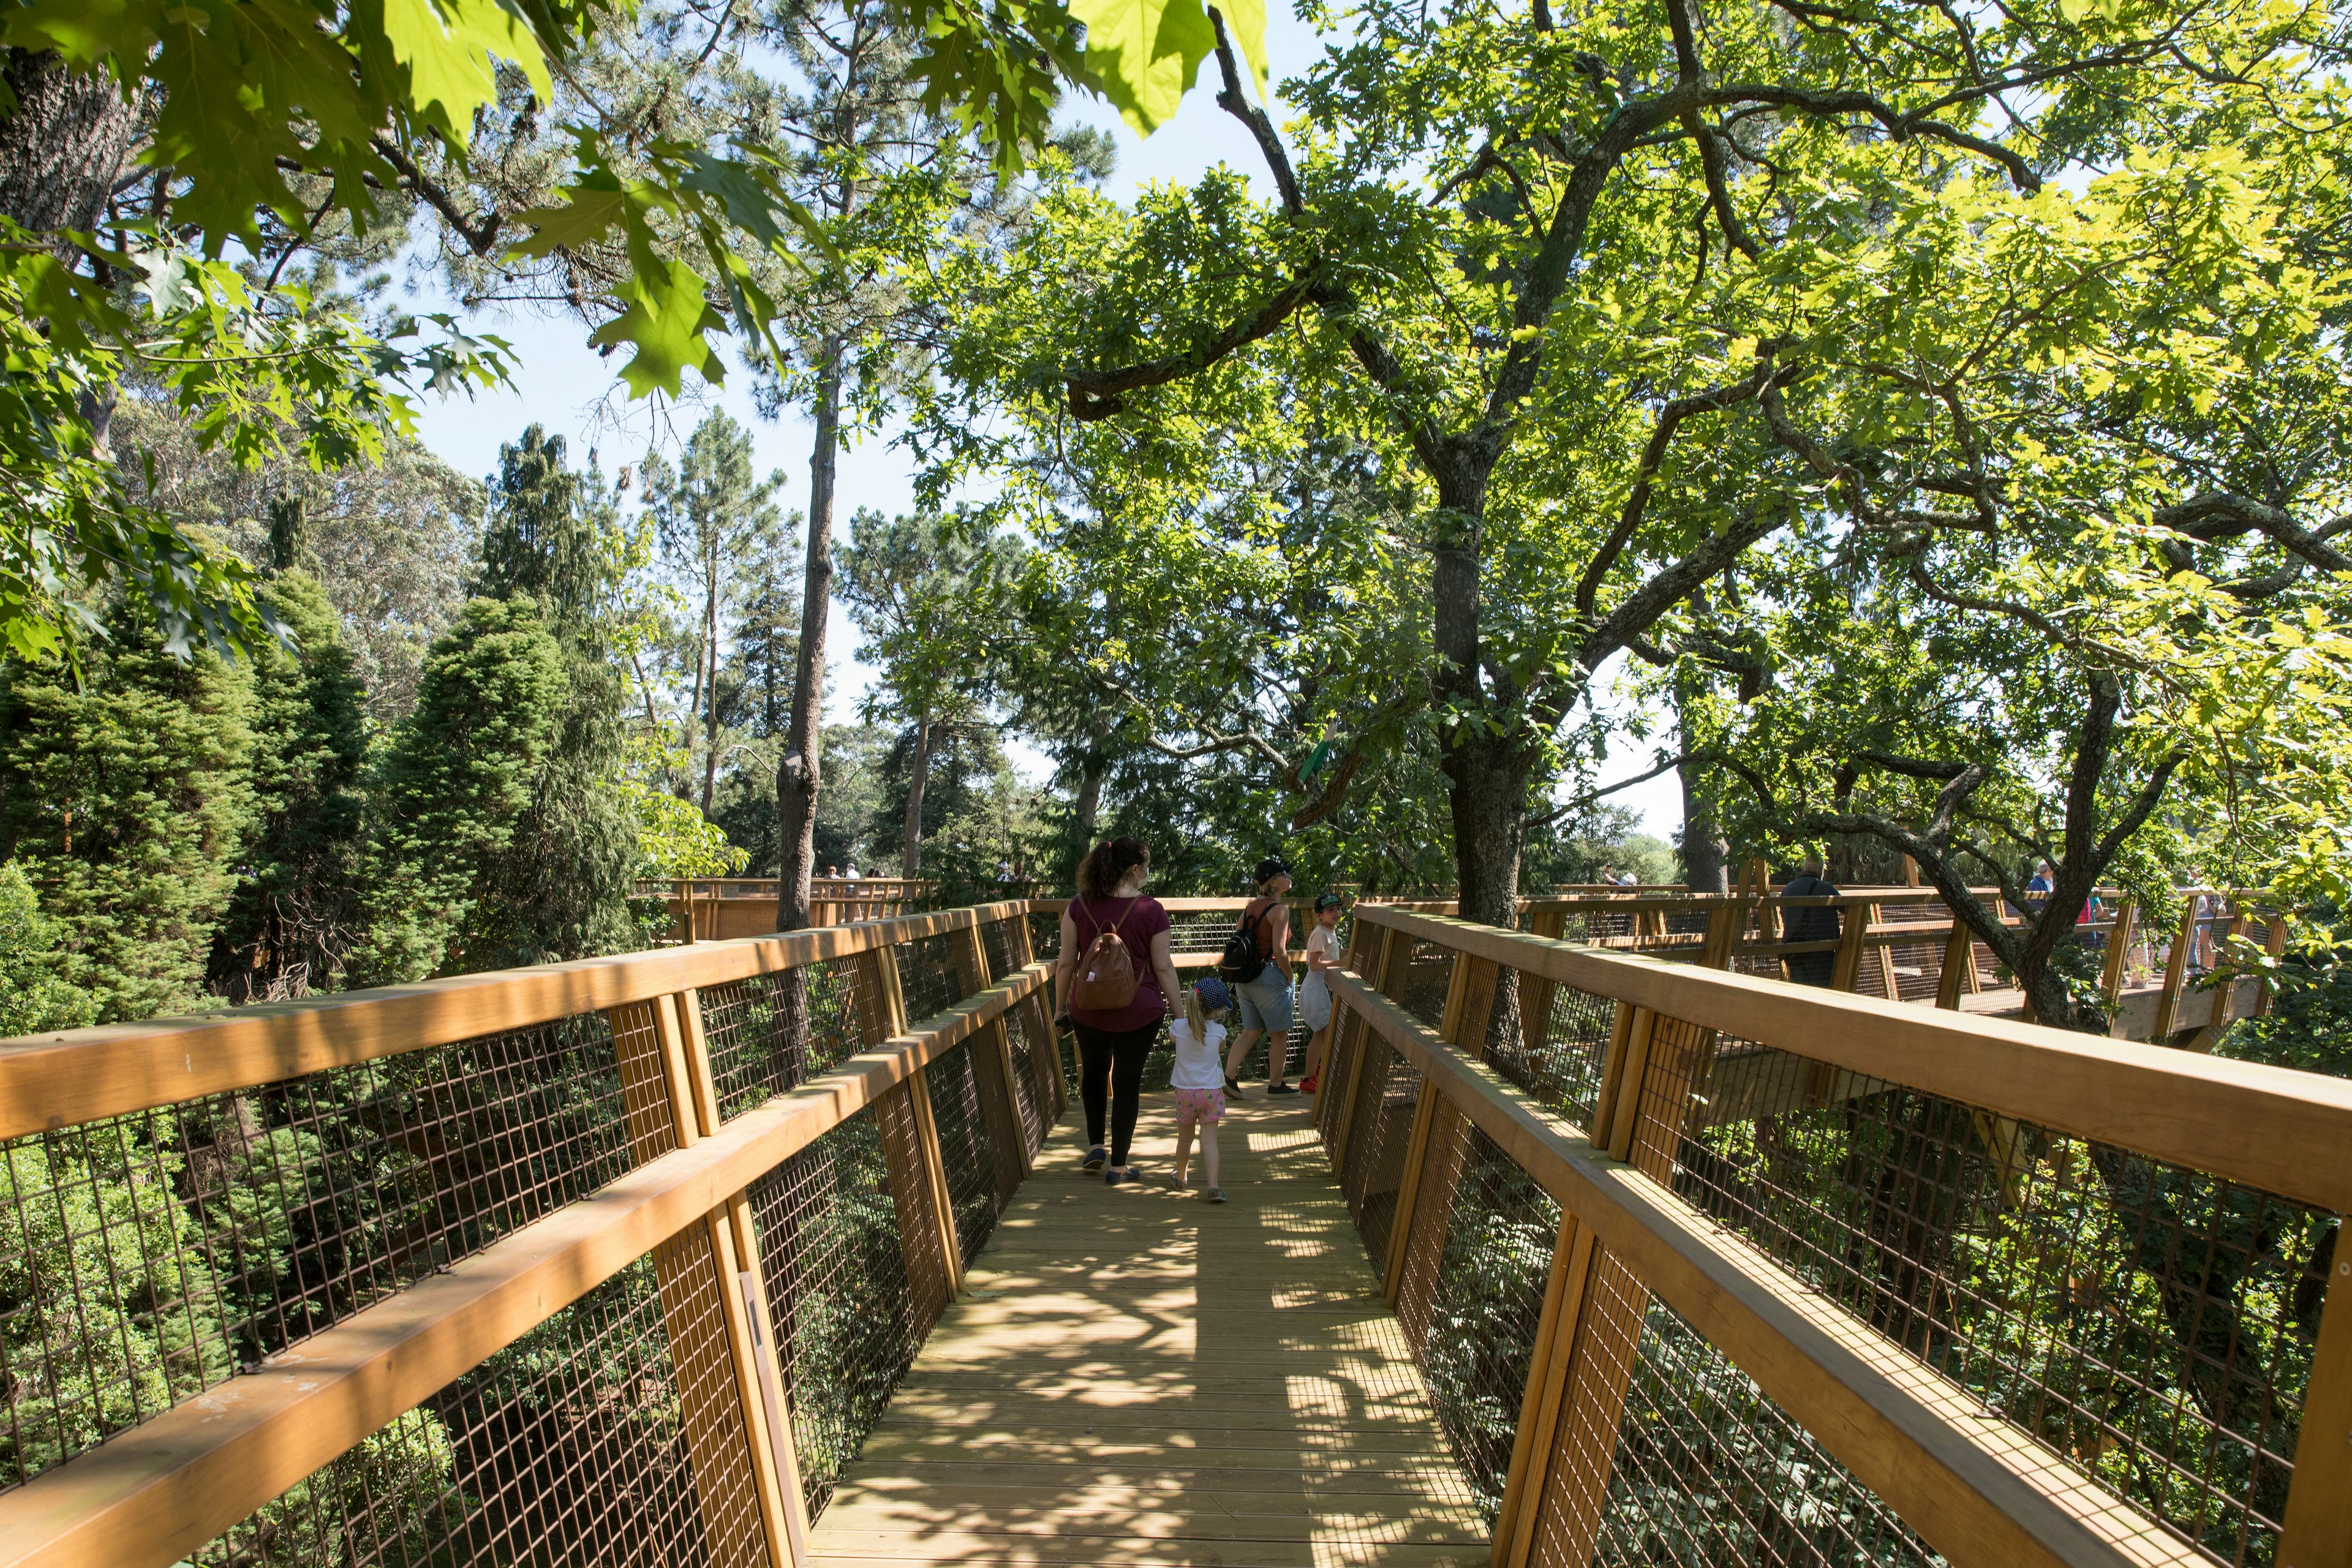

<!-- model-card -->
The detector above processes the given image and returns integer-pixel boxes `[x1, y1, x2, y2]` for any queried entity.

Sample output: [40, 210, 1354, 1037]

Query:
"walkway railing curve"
[1319, 903, 2352, 1568]
[0, 901, 1062, 1568]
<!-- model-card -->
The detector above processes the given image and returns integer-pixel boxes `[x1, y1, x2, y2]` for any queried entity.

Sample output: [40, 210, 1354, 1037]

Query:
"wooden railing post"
[1494, 998, 1654, 1568]
[1934, 900, 1976, 1011]
[854, 943, 962, 1310]
[603, 993, 777, 1568]
[1383, 951, 1472, 1302]
[954, 921, 1031, 1189]
[675, 989, 810, 1568]
[1331, 920, 1415, 1185]
[1830, 897, 1878, 993]
[1390, 952, 1504, 1323]
[2280, 1256, 2352, 1568]
[1006, 910, 1066, 1123]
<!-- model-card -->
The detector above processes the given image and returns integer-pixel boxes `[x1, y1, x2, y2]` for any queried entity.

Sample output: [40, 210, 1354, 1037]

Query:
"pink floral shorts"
[1174, 1087, 1224, 1126]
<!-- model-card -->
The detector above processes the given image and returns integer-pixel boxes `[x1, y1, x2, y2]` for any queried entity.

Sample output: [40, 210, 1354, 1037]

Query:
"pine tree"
[347, 596, 569, 984]
[0, 606, 254, 1022]
[460, 428, 637, 969]
[209, 570, 370, 1001]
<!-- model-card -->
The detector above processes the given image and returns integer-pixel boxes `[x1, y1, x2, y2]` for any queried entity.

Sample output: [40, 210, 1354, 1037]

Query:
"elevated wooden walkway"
[809, 1093, 1487, 1567]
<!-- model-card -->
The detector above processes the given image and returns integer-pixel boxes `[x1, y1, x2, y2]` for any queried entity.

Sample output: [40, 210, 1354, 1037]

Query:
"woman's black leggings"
[1073, 1019, 1163, 1166]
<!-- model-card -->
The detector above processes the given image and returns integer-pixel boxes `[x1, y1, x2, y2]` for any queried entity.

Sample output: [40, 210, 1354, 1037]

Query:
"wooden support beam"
[2100, 899, 2137, 1008]
[954, 925, 1031, 1189]
[2153, 894, 2198, 1041]
[1002, 913, 1065, 1124]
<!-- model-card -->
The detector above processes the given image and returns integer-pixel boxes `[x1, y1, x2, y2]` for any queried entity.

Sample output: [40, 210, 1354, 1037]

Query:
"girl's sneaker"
[1081, 1145, 1107, 1170]
[1298, 1074, 1319, 1093]
[1205, 1188, 1228, 1204]
[1106, 1166, 1142, 1186]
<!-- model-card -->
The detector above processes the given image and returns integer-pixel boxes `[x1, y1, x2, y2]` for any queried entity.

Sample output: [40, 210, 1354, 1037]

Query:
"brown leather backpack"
[1071, 899, 1140, 1011]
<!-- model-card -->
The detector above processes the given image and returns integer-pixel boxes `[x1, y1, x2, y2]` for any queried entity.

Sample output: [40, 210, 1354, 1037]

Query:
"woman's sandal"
[1205, 1187, 1228, 1204]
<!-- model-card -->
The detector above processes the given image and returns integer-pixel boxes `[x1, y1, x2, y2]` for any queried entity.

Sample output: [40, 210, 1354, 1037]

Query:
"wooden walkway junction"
[809, 1093, 1487, 1567]
[0, 898, 2346, 1568]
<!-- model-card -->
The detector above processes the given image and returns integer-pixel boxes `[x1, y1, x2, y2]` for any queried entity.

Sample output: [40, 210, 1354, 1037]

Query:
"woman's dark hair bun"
[1076, 837, 1151, 903]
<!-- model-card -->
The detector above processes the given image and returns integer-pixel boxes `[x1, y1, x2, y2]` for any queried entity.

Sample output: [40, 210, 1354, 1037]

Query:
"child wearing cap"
[1169, 978, 1232, 1203]
[1297, 893, 1346, 1093]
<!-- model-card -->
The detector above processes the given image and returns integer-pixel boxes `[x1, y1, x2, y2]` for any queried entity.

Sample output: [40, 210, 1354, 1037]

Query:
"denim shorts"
[1235, 967, 1294, 1033]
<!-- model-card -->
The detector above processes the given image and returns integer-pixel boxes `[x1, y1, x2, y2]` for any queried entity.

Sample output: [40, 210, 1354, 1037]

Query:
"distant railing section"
[0, 901, 1065, 1568]
[1317, 904, 2352, 1568]
[643, 878, 941, 941]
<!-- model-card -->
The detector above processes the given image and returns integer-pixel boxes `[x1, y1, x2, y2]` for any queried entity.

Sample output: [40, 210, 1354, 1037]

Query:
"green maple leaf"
[677, 149, 827, 258]
[1068, 0, 1216, 135]
[507, 181, 629, 257]
[382, 0, 551, 145]
[587, 256, 727, 398]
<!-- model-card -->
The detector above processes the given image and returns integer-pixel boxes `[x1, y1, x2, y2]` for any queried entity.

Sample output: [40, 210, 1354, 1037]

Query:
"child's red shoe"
[1298, 1074, 1318, 1093]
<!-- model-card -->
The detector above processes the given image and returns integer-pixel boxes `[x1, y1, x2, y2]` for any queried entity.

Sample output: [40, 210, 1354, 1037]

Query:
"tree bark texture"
[776, 342, 842, 933]
[901, 708, 930, 876]
[0, 51, 140, 238]
[1679, 761, 1728, 892]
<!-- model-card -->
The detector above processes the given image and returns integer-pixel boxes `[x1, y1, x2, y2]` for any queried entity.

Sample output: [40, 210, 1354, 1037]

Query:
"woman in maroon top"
[1054, 836, 1182, 1186]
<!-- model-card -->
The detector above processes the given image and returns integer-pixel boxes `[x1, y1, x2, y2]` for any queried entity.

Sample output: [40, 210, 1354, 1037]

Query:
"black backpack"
[1217, 897, 1276, 984]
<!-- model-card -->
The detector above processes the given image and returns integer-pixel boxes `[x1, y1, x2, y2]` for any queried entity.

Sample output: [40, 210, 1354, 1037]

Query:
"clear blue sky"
[401, 4, 1684, 836]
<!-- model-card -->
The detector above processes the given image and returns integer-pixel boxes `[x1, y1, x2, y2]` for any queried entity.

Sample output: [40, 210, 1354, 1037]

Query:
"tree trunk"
[1679, 760, 1729, 892]
[1442, 728, 1533, 929]
[0, 51, 141, 239]
[902, 707, 931, 876]
[1067, 711, 1109, 876]
[776, 341, 842, 934]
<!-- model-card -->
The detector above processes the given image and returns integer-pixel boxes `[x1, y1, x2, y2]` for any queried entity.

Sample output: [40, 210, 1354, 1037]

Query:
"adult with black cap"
[1221, 856, 1300, 1096]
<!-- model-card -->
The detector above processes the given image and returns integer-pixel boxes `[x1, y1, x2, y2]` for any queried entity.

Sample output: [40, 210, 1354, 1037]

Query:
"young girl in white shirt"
[1169, 978, 1232, 1203]
[1297, 894, 1346, 1093]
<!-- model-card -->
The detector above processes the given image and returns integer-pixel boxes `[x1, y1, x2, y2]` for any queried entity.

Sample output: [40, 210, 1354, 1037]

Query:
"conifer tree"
[209, 570, 370, 1001]
[0, 607, 254, 1021]
[348, 597, 568, 984]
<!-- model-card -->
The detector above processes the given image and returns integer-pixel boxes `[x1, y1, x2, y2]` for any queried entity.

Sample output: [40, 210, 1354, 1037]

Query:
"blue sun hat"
[1195, 976, 1233, 1011]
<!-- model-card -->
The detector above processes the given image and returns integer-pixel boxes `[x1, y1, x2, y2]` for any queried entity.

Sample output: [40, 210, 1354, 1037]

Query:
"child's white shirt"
[1169, 1018, 1227, 1090]
[1305, 925, 1342, 967]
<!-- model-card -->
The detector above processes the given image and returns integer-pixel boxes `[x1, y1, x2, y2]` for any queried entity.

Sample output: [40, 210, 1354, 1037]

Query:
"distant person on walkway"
[1168, 978, 1232, 1204]
[2024, 859, 2053, 916]
[1780, 856, 1842, 987]
[825, 865, 840, 879]
[845, 862, 861, 881]
[1297, 894, 1346, 1094]
[1054, 836, 1180, 1186]
[1221, 857, 1298, 1097]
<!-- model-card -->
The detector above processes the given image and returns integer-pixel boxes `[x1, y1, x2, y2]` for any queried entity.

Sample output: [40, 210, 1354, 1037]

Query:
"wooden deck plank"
[803, 1091, 1488, 1566]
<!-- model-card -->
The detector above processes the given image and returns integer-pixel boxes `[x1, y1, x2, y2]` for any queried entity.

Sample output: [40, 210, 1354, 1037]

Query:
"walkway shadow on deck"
[805, 1093, 1490, 1567]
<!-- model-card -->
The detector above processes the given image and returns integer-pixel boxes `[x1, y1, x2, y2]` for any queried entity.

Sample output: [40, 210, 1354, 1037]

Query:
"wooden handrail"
[0, 900, 1032, 1142]
[0, 960, 1050, 1568]
[1349, 905, 2352, 1215]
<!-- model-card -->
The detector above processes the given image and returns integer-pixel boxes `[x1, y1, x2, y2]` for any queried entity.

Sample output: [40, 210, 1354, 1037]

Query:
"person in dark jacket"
[1779, 856, 1842, 987]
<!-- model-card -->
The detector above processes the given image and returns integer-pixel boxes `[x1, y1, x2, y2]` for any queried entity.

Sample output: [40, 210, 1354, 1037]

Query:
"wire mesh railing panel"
[1341, 1046, 1425, 1276]
[1482, 965, 1616, 1134]
[894, 933, 964, 1025]
[1395, 940, 1457, 1029]
[700, 970, 810, 1114]
[189, 1235, 767, 1568]
[925, 1041, 1002, 1265]
[1026, 908, 1060, 964]
[1001, 1008, 1049, 1157]
[1630, 1022, 2329, 1566]
[1529, 1247, 1937, 1568]
[1166, 908, 1243, 955]
[979, 916, 1020, 984]
[1416, 1126, 1562, 1524]
[0, 1011, 636, 1495]
[749, 1106, 932, 1520]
